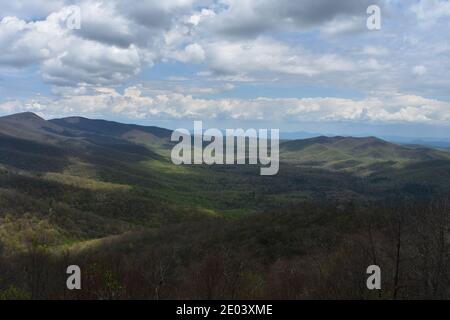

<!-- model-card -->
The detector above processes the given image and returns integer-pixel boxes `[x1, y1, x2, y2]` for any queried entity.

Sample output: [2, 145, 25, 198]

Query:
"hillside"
[0, 112, 448, 299]
[0, 112, 67, 144]
[280, 135, 450, 174]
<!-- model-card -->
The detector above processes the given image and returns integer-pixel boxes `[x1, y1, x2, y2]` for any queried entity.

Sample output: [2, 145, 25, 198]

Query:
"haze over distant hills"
[280, 131, 450, 149]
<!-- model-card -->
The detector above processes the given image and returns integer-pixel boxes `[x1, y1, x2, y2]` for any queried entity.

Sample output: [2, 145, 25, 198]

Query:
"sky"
[0, 0, 450, 138]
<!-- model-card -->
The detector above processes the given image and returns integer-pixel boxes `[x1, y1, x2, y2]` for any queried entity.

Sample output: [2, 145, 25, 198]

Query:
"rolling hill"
[280, 135, 450, 174]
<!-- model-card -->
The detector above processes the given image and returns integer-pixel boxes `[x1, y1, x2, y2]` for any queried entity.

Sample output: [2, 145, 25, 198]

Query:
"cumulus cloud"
[3, 88, 450, 125]
[0, 16, 52, 67]
[0, 0, 66, 20]
[170, 43, 206, 64]
[0, 0, 445, 93]
[0, 0, 201, 86]
[203, 0, 382, 38]
[73, 1, 136, 48]
[0, 4, 156, 86]
[117, 0, 196, 30]
[204, 38, 356, 77]
[0, 0, 449, 132]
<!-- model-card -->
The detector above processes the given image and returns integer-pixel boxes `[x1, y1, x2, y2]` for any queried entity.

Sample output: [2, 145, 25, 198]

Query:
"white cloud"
[0, 4, 155, 86]
[187, 8, 216, 26]
[3, 89, 450, 124]
[413, 65, 427, 76]
[0, 16, 51, 66]
[0, 0, 449, 132]
[202, 0, 380, 38]
[171, 43, 206, 64]
[0, 0, 66, 20]
[412, 0, 450, 24]
[0, 100, 21, 113]
[41, 41, 142, 86]
[74, 1, 136, 48]
[204, 38, 355, 77]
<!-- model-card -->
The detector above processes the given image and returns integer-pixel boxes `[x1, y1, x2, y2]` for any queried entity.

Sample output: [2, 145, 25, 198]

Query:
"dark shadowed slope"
[50, 116, 174, 154]
[51, 116, 172, 138]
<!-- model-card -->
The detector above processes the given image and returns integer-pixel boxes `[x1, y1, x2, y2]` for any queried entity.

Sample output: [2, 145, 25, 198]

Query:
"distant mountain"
[281, 131, 450, 149]
[0, 112, 66, 143]
[50, 116, 175, 153]
[382, 135, 450, 149]
[0, 112, 170, 173]
[51, 116, 172, 139]
[280, 131, 323, 140]
[1, 112, 450, 300]
[2, 112, 450, 176]
[280, 135, 450, 173]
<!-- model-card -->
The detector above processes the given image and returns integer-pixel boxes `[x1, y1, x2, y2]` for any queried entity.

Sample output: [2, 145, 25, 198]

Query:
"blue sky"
[1, 0, 450, 138]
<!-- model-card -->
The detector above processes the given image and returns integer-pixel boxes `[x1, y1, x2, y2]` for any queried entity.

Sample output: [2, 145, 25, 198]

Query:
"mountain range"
[0, 112, 449, 299]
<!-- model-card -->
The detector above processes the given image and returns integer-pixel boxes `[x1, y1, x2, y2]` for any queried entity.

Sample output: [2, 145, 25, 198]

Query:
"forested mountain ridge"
[0, 112, 448, 299]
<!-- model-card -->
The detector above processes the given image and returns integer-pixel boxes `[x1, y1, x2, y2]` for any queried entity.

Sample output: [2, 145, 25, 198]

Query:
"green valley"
[0, 112, 448, 300]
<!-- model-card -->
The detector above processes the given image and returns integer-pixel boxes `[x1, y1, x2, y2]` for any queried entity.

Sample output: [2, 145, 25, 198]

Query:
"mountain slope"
[0, 112, 449, 300]
[1, 112, 450, 245]
[50, 116, 173, 154]
[280, 136, 450, 173]
[0, 113, 208, 246]
[0, 112, 67, 143]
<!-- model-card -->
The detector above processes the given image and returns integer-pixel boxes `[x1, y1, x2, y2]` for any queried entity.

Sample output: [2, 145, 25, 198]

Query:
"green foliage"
[0, 286, 31, 300]
[0, 113, 449, 299]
